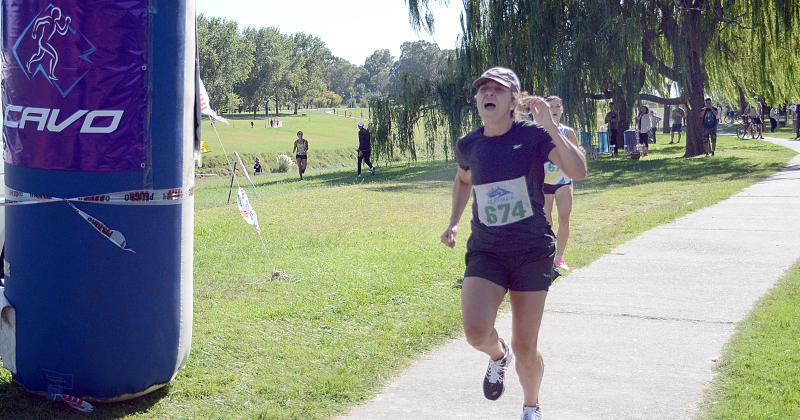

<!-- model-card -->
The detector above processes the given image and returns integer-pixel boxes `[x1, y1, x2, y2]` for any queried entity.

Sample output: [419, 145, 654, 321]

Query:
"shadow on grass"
[198, 142, 790, 210]
[0, 382, 169, 419]
[579, 153, 786, 190]
[248, 160, 457, 191]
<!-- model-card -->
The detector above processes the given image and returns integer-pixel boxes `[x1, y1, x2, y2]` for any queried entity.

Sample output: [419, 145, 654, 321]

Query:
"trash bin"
[597, 131, 609, 154]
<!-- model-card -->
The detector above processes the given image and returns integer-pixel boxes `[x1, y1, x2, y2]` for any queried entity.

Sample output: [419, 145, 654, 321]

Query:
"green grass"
[200, 108, 367, 174]
[0, 136, 794, 419]
[762, 124, 799, 139]
[198, 107, 443, 175]
[700, 262, 800, 419]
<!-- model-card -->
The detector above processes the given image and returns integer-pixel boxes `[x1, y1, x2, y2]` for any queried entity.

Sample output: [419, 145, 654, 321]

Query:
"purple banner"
[2, 1, 148, 172]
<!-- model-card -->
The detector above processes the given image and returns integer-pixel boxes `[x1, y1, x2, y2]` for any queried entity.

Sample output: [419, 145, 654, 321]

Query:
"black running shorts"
[543, 182, 571, 195]
[464, 246, 558, 292]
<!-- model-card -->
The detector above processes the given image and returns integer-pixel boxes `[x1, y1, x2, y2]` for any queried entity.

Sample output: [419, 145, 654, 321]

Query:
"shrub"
[274, 154, 294, 172]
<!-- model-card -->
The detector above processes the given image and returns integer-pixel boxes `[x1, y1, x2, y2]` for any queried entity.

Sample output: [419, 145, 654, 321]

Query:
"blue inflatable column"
[0, 0, 195, 401]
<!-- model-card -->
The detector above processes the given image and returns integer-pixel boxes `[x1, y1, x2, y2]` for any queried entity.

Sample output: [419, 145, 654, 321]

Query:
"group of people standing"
[604, 100, 721, 157]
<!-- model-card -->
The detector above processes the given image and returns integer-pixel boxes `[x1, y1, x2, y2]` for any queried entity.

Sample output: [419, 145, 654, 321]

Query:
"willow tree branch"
[642, 38, 679, 81]
[640, 93, 686, 105]
[586, 91, 613, 100]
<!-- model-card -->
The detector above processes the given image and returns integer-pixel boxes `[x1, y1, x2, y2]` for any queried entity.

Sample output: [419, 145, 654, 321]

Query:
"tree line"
[197, 14, 453, 118]
[385, 0, 800, 158]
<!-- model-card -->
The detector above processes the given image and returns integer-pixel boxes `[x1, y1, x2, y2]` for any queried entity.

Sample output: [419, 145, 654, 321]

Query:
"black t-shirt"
[606, 111, 618, 130]
[358, 128, 371, 151]
[702, 107, 718, 128]
[456, 121, 556, 252]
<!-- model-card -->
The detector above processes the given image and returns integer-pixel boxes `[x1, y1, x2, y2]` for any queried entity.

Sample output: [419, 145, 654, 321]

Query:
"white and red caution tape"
[66, 201, 134, 253]
[5, 185, 194, 206]
[2, 185, 194, 253]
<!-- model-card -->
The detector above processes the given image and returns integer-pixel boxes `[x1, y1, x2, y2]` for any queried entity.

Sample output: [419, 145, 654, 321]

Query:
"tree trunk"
[293, 103, 298, 115]
[737, 87, 747, 114]
[663, 105, 671, 133]
[682, 5, 707, 158]
[274, 95, 279, 116]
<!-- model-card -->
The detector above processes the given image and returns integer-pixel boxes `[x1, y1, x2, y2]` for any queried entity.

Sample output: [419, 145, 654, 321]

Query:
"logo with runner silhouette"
[12, 4, 96, 97]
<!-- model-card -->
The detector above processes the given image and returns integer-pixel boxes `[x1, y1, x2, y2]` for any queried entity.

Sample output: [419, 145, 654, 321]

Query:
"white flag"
[236, 187, 261, 235]
[199, 78, 230, 125]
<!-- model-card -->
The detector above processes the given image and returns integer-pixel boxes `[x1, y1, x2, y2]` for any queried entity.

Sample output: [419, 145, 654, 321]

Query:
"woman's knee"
[510, 337, 539, 361]
[557, 213, 570, 227]
[464, 324, 495, 347]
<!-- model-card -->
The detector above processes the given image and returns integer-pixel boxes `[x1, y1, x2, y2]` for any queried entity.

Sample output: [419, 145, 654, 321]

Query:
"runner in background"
[292, 131, 309, 180]
[540, 96, 578, 271]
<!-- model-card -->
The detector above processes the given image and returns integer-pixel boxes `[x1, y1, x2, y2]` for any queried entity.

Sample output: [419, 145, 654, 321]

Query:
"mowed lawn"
[204, 108, 370, 156]
[200, 108, 373, 173]
[700, 261, 800, 419]
[0, 136, 794, 419]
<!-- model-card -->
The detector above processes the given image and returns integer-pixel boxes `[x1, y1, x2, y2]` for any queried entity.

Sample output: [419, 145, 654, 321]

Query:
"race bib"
[473, 176, 534, 227]
[543, 161, 568, 185]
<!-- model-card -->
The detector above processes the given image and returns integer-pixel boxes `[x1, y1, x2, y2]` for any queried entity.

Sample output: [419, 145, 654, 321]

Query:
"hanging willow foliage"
[705, 0, 800, 105]
[368, 97, 395, 162]
[405, 0, 800, 158]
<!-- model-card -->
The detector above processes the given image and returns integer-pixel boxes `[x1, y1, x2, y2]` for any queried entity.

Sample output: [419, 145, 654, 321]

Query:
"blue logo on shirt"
[487, 187, 512, 199]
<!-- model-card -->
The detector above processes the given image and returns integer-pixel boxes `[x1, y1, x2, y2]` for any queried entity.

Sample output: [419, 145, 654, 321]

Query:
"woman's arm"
[441, 167, 472, 248]
[292, 140, 297, 154]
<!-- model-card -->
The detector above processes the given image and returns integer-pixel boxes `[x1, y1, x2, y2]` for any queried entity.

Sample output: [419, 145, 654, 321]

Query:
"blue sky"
[195, 0, 464, 66]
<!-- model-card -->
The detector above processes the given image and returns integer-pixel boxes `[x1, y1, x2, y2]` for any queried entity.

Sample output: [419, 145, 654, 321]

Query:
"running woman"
[292, 131, 309, 180]
[539, 96, 578, 271]
[441, 67, 587, 420]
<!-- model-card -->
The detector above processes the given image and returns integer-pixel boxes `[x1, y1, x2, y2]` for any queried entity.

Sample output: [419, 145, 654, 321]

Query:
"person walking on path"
[292, 131, 309, 180]
[440, 67, 586, 420]
[670, 106, 685, 144]
[637, 105, 652, 157]
[539, 96, 578, 271]
[701, 98, 719, 156]
[356, 121, 375, 178]
[604, 104, 620, 156]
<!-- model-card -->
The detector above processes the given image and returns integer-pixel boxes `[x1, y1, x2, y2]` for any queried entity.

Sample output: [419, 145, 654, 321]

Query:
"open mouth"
[484, 102, 496, 111]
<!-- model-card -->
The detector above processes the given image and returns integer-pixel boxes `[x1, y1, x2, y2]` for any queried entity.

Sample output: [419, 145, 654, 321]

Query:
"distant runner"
[292, 131, 309, 180]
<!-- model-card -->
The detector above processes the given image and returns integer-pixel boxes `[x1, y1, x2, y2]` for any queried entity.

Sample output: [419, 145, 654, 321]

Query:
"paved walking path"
[343, 137, 800, 420]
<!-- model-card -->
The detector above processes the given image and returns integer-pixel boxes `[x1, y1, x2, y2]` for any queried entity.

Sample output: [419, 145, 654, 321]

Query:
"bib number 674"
[485, 200, 527, 225]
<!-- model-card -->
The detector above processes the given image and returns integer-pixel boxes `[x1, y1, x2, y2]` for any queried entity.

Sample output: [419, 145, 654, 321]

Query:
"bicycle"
[723, 109, 738, 124]
[736, 117, 756, 139]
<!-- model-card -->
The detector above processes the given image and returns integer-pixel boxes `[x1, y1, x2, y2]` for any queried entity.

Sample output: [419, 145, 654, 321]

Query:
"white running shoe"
[554, 255, 570, 271]
[483, 339, 513, 400]
[520, 404, 543, 420]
